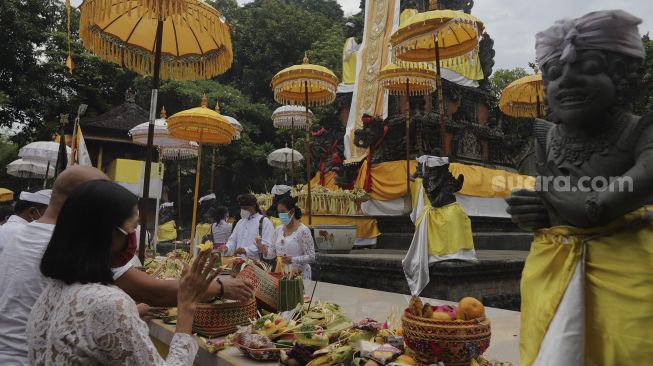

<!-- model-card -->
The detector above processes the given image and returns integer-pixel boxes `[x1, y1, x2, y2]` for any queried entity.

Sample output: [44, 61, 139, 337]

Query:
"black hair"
[278, 196, 302, 220]
[40, 180, 139, 285]
[0, 206, 12, 221]
[13, 200, 45, 215]
[215, 205, 229, 223]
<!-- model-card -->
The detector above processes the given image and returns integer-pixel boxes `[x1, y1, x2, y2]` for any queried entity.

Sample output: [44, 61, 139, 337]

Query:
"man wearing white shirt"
[223, 194, 274, 258]
[0, 190, 50, 255]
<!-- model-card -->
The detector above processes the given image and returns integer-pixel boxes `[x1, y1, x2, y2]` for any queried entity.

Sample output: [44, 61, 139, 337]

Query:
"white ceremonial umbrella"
[268, 147, 303, 183]
[7, 158, 55, 179]
[19, 141, 71, 164]
[271, 105, 313, 129]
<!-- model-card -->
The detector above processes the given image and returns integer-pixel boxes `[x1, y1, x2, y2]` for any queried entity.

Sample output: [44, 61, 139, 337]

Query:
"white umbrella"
[7, 158, 55, 179]
[159, 141, 199, 161]
[18, 141, 71, 164]
[224, 115, 242, 140]
[268, 148, 303, 184]
[129, 118, 192, 148]
[271, 105, 313, 129]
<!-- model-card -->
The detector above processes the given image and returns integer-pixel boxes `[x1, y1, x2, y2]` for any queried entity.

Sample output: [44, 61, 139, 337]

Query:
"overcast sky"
[70, 0, 652, 70]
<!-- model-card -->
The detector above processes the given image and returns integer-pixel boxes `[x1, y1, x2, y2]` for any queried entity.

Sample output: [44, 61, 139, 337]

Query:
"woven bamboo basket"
[236, 264, 279, 311]
[401, 310, 491, 366]
[192, 298, 257, 338]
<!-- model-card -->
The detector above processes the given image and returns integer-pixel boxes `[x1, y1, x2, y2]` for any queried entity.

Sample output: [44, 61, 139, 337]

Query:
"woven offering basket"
[236, 344, 290, 361]
[236, 264, 279, 311]
[402, 311, 491, 366]
[192, 298, 257, 338]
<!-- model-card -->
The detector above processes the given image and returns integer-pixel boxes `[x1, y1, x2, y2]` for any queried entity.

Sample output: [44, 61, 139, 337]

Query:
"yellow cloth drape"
[342, 37, 358, 84]
[355, 160, 417, 201]
[520, 206, 653, 366]
[417, 202, 474, 257]
[309, 170, 338, 191]
[444, 52, 484, 81]
[300, 215, 380, 239]
[156, 220, 177, 242]
[400, 9, 419, 26]
[356, 160, 533, 201]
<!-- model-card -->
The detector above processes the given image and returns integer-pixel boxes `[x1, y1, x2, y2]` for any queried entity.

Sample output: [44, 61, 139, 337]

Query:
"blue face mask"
[279, 212, 291, 225]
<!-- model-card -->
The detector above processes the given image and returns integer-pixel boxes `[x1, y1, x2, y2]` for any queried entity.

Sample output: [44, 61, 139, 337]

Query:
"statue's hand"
[537, 162, 595, 227]
[505, 189, 550, 231]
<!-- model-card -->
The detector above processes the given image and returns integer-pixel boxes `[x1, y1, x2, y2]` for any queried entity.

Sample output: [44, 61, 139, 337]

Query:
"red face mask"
[112, 227, 137, 268]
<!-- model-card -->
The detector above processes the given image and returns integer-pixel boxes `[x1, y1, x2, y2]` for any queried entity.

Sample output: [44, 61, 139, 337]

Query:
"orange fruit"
[456, 297, 485, 320]
[431, 312, 452, 321]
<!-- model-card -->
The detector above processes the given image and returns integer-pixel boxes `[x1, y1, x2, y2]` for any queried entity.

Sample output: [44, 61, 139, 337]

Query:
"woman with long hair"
[211, 205, 232, 251]
[27, 180, 219, 365]
[255, 197, 315, 280]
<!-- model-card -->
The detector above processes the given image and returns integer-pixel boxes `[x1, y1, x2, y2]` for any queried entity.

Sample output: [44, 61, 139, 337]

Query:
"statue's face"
[543, 50, 616, 129]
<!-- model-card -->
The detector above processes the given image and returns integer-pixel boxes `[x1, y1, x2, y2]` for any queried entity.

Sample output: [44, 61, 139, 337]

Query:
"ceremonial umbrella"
[79, 0, 233, 261]
[167, 95, 236, 253]
[18, 141, 72, 182]
[159, 141, 198, 228]
[499, 73, 545, 118]
[391, 6, 483, 155]
[378, 62, 437, 192]
[0, 188, 13, 203]
[271, 53, 338, 224]
[267, 147, 304, 184]
[7, 159, 55, 183]
[129, 107, 196, 244]
[271, 105, 313, 187]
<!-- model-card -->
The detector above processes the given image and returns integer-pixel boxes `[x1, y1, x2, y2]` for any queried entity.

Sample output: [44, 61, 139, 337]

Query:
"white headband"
[19, 189, 51, 206]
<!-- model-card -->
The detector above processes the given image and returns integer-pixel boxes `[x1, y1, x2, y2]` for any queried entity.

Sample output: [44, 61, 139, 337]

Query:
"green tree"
[634, 34, 653, 115]
[489, 67, 530, 99]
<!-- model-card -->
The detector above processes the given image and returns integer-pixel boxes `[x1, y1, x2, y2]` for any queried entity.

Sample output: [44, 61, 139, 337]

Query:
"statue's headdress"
[535, 10, 645, 66]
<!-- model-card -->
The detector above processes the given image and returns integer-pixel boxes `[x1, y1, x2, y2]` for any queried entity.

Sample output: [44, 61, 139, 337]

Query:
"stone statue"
[159, 204, 176, 225]
[478, 32, 496, 90]
[506, 11, 652, 230]
[506, 10, 653, 366]
[438, 0, 474, 13]
[353, 114, 406, 164]
[423, 162, 464, 208]
[342, 22, 360, 85]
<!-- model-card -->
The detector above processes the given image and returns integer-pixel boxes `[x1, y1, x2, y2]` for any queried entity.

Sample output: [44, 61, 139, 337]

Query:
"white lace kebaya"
[27, 280, 197, 366]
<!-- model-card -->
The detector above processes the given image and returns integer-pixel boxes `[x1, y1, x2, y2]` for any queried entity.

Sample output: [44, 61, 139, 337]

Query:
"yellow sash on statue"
[156, 220, 177, 242]
[520, 206, 653, 365]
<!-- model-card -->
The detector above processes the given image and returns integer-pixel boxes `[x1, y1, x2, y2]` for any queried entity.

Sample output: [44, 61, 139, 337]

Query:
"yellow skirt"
[520, 207, 653, 365]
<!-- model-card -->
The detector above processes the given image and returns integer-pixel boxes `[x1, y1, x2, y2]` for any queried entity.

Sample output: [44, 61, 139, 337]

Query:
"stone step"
[375, 231, 533, 251]
[312, 249, 527, 310]
[374, 215, 526, 233]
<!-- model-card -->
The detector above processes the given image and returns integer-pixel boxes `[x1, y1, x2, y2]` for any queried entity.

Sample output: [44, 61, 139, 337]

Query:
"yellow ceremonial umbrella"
[391, 4, 484, 156]
[79, 0, 232, 261]
[378, 62, 437, 192]
[167, 95, 235, 253]
[499, 73, 545, 118]
[271, 53, 338, 225]
[0, 188, 13, 203]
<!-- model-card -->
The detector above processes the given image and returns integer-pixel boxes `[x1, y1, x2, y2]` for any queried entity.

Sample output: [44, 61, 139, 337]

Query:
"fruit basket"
[192, 297, 257, 338]
[401, 310, 491, 366]
[236, 344, 290, 361]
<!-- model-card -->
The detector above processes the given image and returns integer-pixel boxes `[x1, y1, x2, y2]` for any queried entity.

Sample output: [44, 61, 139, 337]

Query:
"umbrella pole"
[285, 153, 288, 184]
[291, 118, 295, 187]
[177, 152, 182, 230]
[305, 81, 312, 226]
[405, 78, 411, 194]
[189, 140, 203, 256]
[434, 34, 446, 156]
[139, 18, 164, 263]
[210, 147, 216, 192]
